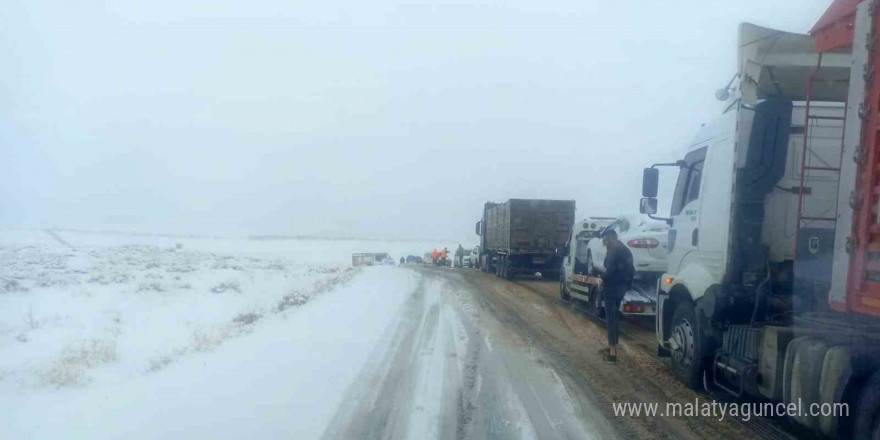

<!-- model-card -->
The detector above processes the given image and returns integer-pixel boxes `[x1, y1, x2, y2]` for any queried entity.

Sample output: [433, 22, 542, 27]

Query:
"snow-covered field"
[0, 229, 447, 439]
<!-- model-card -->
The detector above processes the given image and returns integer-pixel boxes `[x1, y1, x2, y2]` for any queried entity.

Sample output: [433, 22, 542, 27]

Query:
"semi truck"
[475, 199, 575, 280]
[637, 3, 880, 437]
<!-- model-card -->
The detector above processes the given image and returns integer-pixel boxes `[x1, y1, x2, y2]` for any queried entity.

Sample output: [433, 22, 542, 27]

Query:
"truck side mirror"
[475, 220, 482, 236]
[642, 168, 659, 198]
[555, 244, 568, 256]
[640, 197, 658, 215]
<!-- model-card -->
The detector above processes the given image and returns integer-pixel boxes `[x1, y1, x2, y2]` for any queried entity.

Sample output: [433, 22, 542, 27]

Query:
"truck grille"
[721, 325, 761, 362]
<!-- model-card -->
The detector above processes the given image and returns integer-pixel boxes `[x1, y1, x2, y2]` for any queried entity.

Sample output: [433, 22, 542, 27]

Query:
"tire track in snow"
[321, 278, 446, 440]
[321, 268, 612, 440]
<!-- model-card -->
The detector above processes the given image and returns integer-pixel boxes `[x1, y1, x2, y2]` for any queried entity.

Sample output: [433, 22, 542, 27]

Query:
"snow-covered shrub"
[41, 339, 117, 387]
[137, 282, 165, 292]
[210, 281, 241, 294]
[233, 312, 261, 325]
[0, 278, 27, 293]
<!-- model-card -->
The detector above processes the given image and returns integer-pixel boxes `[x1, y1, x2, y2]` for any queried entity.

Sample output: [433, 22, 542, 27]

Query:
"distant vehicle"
[560, 217, 655, 316]
[423, 253, 432, 264]
[476, 199, 575, 280]
[469, 246, 480, 268]
[459, 250, 473, 268]
[352, 252, 392, 267]
[405, 255, 421, 264]
[585, 214, 668, 279]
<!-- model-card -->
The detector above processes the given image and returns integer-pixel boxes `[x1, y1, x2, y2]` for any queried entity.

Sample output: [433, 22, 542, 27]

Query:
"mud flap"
[658, 344, 671, 357]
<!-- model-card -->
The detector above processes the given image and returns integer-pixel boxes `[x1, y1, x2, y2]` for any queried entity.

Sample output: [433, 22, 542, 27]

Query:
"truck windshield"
[671, 147, 707, 216]
[575, 235, 592, 263]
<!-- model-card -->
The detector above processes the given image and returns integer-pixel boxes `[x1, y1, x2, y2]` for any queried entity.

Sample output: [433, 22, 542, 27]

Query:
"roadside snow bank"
[1, 265, 418, 440]
[0, 229, 427, 439]
[0, 233, 355, 391]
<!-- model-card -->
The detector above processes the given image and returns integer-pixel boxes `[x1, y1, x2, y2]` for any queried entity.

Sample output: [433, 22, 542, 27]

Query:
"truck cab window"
[671, 147, 708, 216]
[684, 160, 704, 205]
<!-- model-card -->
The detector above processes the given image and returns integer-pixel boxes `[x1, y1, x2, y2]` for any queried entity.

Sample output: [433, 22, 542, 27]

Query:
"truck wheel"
[559, 273, 571, 302]
[586, 286, 598, 314]
[670, 301, 703, 390]
[854, 372, 880, 439]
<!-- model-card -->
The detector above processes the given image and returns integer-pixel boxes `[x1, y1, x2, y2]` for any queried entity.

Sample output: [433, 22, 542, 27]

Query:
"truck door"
[667, 147, 707, 274]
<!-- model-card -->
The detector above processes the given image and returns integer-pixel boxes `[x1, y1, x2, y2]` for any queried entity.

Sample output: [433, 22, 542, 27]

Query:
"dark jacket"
[603, 240, 634, 289]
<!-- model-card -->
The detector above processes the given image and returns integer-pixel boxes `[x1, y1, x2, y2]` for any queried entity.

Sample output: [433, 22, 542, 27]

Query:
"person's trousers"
[604, 285, 626, 346]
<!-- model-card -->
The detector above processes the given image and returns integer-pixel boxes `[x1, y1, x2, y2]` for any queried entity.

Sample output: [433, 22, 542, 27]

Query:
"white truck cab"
[639, 22, 850, 389]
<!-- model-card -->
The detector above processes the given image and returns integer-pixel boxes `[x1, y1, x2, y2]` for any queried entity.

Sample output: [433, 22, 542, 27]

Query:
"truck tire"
[506, 262, 516, 280]
[559, 273, 571, 302]
[670, 301, 703, 390]
[854, 371, 880, 439]
[587, 285, 599, 314]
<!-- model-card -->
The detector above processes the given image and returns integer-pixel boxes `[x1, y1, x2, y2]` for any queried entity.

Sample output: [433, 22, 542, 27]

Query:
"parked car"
[459, 250, 473, 268]
[470, 246, 480, 268]
[585, 214, 668, 278]
[405, 255, 421, 263]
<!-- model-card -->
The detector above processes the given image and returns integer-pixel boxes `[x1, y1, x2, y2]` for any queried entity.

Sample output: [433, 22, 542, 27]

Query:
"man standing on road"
[455, 245, 464, 268]
[599, 229, 634, 364]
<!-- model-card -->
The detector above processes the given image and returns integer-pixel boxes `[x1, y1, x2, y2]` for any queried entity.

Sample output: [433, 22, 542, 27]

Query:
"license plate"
[532, 258, 546, 264]
[623, 304, 645, 313]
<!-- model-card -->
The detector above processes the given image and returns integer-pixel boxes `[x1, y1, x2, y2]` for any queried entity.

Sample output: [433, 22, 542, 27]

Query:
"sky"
[2, 0, 835, 243]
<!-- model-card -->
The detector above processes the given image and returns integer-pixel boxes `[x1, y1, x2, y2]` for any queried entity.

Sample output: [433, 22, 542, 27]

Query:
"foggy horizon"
[3, 0, 832, 244]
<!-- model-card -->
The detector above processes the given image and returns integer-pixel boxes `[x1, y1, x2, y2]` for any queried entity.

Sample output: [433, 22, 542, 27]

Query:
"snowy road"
[320, 266, 796, 440]
[2, 231, 795, 440]
[322, 269, 613, 440]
